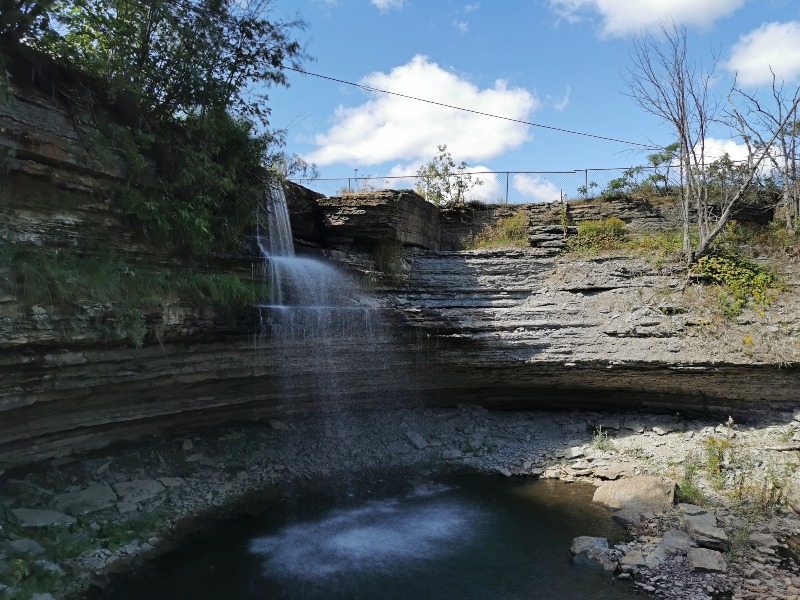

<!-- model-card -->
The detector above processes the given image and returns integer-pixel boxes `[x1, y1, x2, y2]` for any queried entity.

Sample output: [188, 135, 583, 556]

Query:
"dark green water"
[102, 476, 637, 600]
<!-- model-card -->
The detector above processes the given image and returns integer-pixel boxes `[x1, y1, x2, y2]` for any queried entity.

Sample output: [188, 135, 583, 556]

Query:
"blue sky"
[268, 1, 800, 199]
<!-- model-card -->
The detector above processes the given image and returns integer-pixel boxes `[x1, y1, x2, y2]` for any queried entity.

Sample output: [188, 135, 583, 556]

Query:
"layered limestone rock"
[386, 248, 800, 411]
[316, 190, 441, 250]
[2, 60, 800, 471]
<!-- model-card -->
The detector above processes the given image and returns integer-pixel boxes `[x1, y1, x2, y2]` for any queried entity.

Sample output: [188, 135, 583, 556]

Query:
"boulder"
[10, 508, 76, 528]
[405, 429, 428, 450]
[570, 536, 617, 572]
[51, 484, 117, 515]
[645, 530, 692, 567]
[682, 509, 729, 551]
[5, 538, 45, 555]
[687, 547, 727, 573]
[659, 529, 693, 554]
[749, 532, 780, 549]
[619, 549, 646, 569]
[113, 480, 165, 504]
[593, 475, 675, 514]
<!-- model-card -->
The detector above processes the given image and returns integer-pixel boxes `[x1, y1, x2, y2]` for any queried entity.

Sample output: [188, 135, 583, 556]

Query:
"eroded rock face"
[317, 190, 441, 250]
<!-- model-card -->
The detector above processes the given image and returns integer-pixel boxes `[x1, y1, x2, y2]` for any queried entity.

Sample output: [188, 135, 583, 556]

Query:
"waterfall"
[257, 181, 351, 310]
[256, 182, 379, 408]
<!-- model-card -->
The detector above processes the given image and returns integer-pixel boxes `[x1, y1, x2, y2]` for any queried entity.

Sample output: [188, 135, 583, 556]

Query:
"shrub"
[466, 210, 529, 249]
[593, 425, 615, 452]
[691, 254, 778, 311]
[568, 217, 627, 252]
[677, 454, 706, 505]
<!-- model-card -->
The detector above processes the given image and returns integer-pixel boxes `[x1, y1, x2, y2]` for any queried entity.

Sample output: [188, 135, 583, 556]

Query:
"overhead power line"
[285, 67, 658, 150]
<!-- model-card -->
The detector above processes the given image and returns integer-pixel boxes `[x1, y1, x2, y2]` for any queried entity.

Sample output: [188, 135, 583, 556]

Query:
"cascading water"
[255, 182, 379, 408]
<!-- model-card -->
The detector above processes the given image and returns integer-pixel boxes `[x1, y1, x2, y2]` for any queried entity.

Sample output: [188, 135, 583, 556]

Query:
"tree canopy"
[2, 0, 314, 255]
[9, 0, 309, 127]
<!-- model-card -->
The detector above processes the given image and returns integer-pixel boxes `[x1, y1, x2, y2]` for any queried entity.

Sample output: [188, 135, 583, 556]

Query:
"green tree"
[36, 0, 308, 126]
[645, 142, 680, 193]
[415, 144, 483, 205]
[4, 0, 313, 256]
[0, 0, 54, 47]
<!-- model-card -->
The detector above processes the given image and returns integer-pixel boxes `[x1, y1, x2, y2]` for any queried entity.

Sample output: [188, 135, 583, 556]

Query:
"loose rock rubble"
[3, 405, 800, 598]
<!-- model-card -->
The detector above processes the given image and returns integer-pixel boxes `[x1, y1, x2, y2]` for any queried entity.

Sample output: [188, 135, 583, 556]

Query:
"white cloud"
[453, 20, 469, 35]
[701, 138, 750, 164]
[463, 3, 480, 13]
[549, 0, 745, 37]
[370, 0, 406, 12]
[550, 85, 571, 112]
[305, 55, 538, 167]
[512, 174, 563, 203]
[725, 21, 800, 87]
[469, 167, 504, 202]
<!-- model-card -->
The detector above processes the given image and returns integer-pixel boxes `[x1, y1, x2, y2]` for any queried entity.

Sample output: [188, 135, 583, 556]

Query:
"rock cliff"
[1, 66, 799, 472]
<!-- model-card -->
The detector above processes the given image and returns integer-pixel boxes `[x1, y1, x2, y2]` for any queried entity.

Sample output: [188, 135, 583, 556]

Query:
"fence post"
[584, 170, 588, 198]
[505, 172, 509, 204]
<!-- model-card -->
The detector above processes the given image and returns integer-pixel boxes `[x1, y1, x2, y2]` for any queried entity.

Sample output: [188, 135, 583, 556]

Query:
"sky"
[267, 0, 800, 200]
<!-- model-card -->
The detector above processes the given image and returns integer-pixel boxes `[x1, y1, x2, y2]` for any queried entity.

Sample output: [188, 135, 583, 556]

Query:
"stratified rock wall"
[317, 190, 441, 250]
[1, 62, 799, 471]
[392, 249, 800, 412]
[438, 197, 675, 250]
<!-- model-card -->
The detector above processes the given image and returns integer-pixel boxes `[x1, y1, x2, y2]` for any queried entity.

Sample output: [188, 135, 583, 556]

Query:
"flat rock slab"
[678, 503, 707, 516]
[5, 538, 45, 555]
[593, 464, 627, 480]
[10, 508, 76, 528]
[113, 480, 165, 504]
[612, 506, 654, 526]
[158, 477, 185, 488]
[645, 530, 693, 568]
[749, 533, 780, 548]
[687, 547, 728, 572]
[620, 549, 646, 569]
[660, 529, 693, 553]
[593, 475, 675, 513]
[51, 484, 117, 515]
[683, 509, 730, 551]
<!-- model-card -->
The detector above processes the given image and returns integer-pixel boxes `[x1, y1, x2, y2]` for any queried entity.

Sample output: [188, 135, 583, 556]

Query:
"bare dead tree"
[624, 23, 715, 263]
[626, 24, 800, 262]
[727, 72, 800, 229]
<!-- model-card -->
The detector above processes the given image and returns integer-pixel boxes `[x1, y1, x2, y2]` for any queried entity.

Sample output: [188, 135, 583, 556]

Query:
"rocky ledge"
[4, 405, 800, 599]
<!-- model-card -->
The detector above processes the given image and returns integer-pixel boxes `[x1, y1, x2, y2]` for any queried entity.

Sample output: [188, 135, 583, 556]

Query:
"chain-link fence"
[290, 166, 681, 204]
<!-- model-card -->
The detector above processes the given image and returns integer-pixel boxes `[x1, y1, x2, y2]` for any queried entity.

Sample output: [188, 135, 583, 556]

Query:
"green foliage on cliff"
[465, 210, 529, 249]
[3, 0, 314, 256]
[0, 245, 259, 346]
[100, 111, 276, 254]
[691, 254, 777, 317]
[568, 217, 628, 252]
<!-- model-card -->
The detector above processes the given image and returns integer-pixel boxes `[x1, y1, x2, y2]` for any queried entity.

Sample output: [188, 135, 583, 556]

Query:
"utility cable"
[285, 66, 659, 150]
